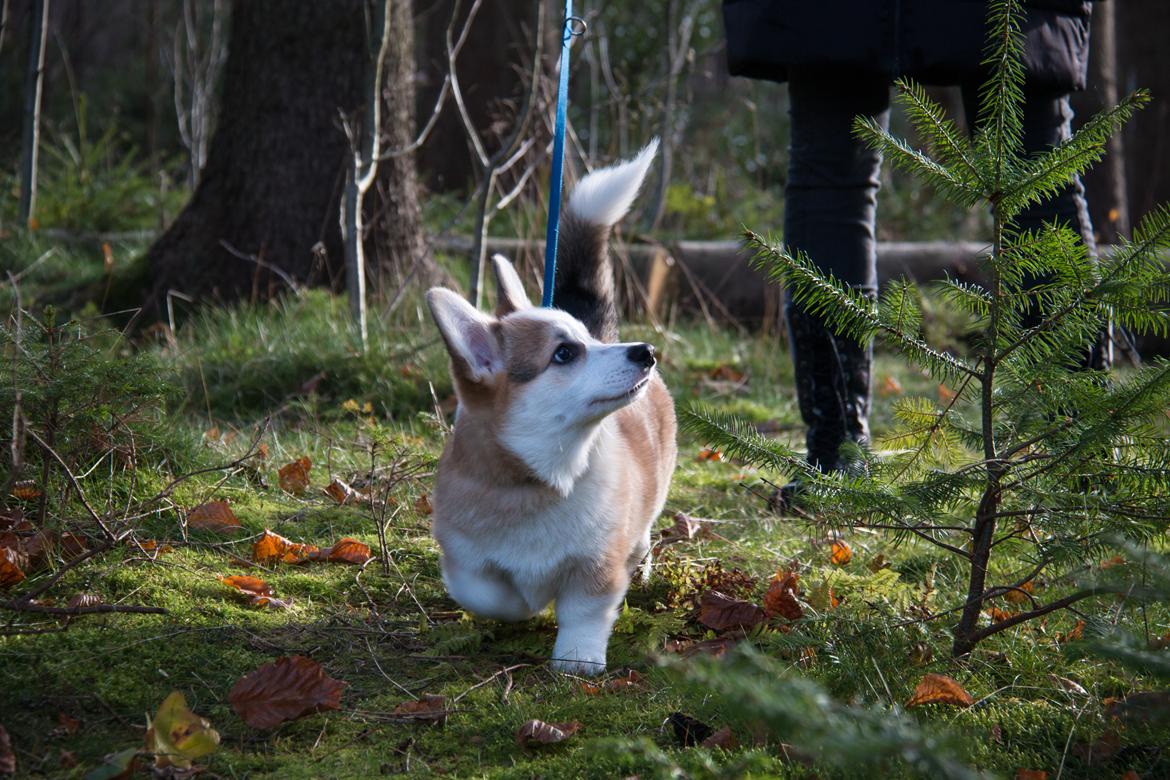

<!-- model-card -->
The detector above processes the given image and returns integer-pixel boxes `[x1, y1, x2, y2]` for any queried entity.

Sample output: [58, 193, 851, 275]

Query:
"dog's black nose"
[627, 343, 656, 368]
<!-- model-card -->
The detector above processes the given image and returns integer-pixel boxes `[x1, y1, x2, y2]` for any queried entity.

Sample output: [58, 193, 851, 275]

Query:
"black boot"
[770, 302, 872, 512]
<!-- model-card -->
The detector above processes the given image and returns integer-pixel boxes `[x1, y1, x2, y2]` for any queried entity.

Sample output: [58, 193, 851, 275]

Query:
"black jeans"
[783, 68, 1107, 468]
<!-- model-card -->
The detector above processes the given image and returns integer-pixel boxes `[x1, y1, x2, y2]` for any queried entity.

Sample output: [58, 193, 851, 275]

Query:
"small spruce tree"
[684, 0, 1170, 657]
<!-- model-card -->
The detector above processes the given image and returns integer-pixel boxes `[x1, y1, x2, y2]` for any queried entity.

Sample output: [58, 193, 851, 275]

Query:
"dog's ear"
[426, 288, 502, 383]
[491, 254, 532, 316]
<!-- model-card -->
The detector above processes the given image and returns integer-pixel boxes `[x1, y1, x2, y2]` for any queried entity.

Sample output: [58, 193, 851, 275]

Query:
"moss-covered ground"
[1, 245, 1167, 779]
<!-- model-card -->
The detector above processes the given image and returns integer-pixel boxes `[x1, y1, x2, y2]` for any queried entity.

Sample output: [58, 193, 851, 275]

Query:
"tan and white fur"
[425, 141, 676, 675]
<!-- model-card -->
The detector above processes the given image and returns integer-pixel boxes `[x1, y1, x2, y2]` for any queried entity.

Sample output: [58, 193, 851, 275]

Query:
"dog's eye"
[551, 344, 578, 365]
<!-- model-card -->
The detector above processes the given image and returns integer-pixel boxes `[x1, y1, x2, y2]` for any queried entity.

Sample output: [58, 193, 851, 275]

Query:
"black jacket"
[723, 0, 1093, 92]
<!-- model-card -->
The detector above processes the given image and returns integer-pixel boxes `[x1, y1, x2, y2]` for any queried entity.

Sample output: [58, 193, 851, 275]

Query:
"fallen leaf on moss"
[414, 494, 433, 516]
[55, 712, 81, 736]
[306, 538, 373, 565]
[219, 575, 292, 609]
[324, 478, 369, 505]
[986, 607, 1016, 623]
[65, 593, 102, 610]
[1056, 619, 1085, 644]
[696, 447, 723, 462]
[697, 591, 766, 632]
[829, 540, 852, 566]
[663, 637, 737, 658]
[1003, 581, 1035, 604]
[187, 501, 241, 533]
[1014, 771, 1047, 780]
[252, 530, 319, 564]
[0, 548, 25, 589]
[229, 656, 345, 730]
[657, 512, 714, 549]
[10, 480, 41, 501]
[389, 694, 447, 725]
[145, 691, 220, 770]
[278, 457, 312, 495]
[906, 673, 974, 708]
[763, 567, 802, 620]
[515, 719, 581, 746]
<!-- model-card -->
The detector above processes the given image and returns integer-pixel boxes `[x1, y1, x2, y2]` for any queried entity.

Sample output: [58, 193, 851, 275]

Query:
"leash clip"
[564, 15, 587, 42]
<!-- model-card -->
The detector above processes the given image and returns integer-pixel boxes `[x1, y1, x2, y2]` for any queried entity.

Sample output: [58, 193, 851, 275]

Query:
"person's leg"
[960, 85, 1111, 369]
[784, 68, 889, 473]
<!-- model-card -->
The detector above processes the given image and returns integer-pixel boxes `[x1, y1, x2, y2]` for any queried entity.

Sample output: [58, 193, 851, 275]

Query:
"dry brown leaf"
[323, 478, 369, 505]
[906, 673, 974, 708]
[65, 593, 102, 610]
[1014, 771, 1048, 780]
[829, 540, 852, 566]
[0, 724, 13, 775]
[515, 719, 581, 747]
[0, 548, 26, 589]
[1057, 619, 1085, 644]
[700, 725, 737, 749]
[867, 553, 891, 572]
[307, 538, 373, 565]
[57, 712, 81, 736]
[278, 457, 312, 495]
[986, 607, 1016, 623]
[414, 494, 433, 516]
[763, 568, 803, 620]
[10, 480, 41, 501]
[697, 591, 766, 632]
[663, 637, 737, 658]
[878, 374, 903, 397]
[657, 512, 713, 548]
[1099, 555, 1126, 569]
[1003, 581, 1036, 605]
[229, 656, 345, 730]
[58, 749, 77, 769]
[696, 447, 723, 462]
[220, 575, 292, 609]
[605, 669, 645, 691]
[389, 694, 447, 725]
[187, 501, 242, 533]
[252, 530, 318, 564]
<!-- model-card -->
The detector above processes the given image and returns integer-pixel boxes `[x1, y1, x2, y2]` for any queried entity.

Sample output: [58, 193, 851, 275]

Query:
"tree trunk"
[144, 0, 367, 311]
[366, 0, 436, 294]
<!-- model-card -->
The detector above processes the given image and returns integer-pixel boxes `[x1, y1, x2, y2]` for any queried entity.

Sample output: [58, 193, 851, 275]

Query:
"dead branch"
[27, 429, 116, 541]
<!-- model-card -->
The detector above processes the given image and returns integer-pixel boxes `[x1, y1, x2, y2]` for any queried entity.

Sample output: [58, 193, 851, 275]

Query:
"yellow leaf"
[145, 691, 220, 769]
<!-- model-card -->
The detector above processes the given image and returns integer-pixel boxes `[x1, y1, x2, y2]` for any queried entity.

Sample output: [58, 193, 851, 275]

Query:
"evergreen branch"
[890, 370, 978, 482]
[679, 403, 810, 477]
[1001, 91, 1150, 218]
[977, 0, 1026, 187]
[853, 117, 983, 207]
[966, 589, 1105, 645]
[745, 231, 979, 382]
[894, 78, 985, 189]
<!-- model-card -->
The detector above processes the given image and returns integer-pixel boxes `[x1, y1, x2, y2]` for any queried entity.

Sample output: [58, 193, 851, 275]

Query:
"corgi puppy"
[425, 141, 676, 675]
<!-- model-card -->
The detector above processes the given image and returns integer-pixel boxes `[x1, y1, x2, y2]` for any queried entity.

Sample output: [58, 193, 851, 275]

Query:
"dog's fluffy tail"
[554, 139, 658, 343]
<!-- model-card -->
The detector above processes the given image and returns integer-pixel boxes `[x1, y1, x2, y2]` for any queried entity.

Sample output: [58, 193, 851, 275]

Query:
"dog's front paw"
[549, 654, 607, 676]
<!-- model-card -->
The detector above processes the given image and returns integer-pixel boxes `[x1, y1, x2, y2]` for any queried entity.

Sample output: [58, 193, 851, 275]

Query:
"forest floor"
[0, 238, 1168, 779]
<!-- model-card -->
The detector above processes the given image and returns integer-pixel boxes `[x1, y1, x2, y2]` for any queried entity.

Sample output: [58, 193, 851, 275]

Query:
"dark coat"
[723, 0, 1093, 92]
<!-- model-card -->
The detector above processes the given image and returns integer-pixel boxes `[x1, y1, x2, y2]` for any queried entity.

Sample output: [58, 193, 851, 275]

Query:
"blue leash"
[541, 2, 585, 308]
